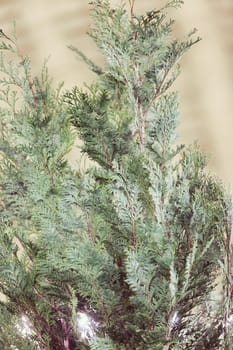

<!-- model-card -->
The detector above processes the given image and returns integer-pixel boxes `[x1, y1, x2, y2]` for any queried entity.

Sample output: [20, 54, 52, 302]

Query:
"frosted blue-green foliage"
[0, 1, 232, 350]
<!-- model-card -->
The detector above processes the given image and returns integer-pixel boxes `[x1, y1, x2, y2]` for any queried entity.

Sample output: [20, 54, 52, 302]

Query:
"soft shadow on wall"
[1, 0, 233, 184]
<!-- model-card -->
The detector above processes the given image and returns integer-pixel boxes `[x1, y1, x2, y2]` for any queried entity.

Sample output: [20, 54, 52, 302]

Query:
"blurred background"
[1, 0, 232, 184]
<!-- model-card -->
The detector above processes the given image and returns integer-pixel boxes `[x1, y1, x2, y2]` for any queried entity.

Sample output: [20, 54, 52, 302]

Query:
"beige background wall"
[1, 0, 232, 184]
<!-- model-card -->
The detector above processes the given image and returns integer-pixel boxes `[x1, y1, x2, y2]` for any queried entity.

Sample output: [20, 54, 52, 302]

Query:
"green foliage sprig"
[0, 1, 232, 349]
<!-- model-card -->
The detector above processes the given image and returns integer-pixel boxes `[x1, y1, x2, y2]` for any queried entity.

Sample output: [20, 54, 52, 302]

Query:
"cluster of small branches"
[0, 1, 232, 349]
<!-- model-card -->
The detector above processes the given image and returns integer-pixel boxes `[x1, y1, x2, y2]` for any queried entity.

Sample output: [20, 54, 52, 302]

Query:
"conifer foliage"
[0, 1, 232, 349]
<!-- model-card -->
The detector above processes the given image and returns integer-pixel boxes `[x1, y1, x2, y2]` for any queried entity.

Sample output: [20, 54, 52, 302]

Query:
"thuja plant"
[0, 1, 232, 349]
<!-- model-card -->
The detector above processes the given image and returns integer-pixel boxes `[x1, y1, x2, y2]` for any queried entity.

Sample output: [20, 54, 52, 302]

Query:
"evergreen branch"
[0, 2, 230, 349]
[128, 0, 135, 18]
[133, 59, 145, 151]
[86, 266, 110, 325]
[223, 195, 233, 338]
[0, 29, 15, 44]
[84, 209, 96, 245]
[27, 302, 64, 349]
[67, 45, 103, 75]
